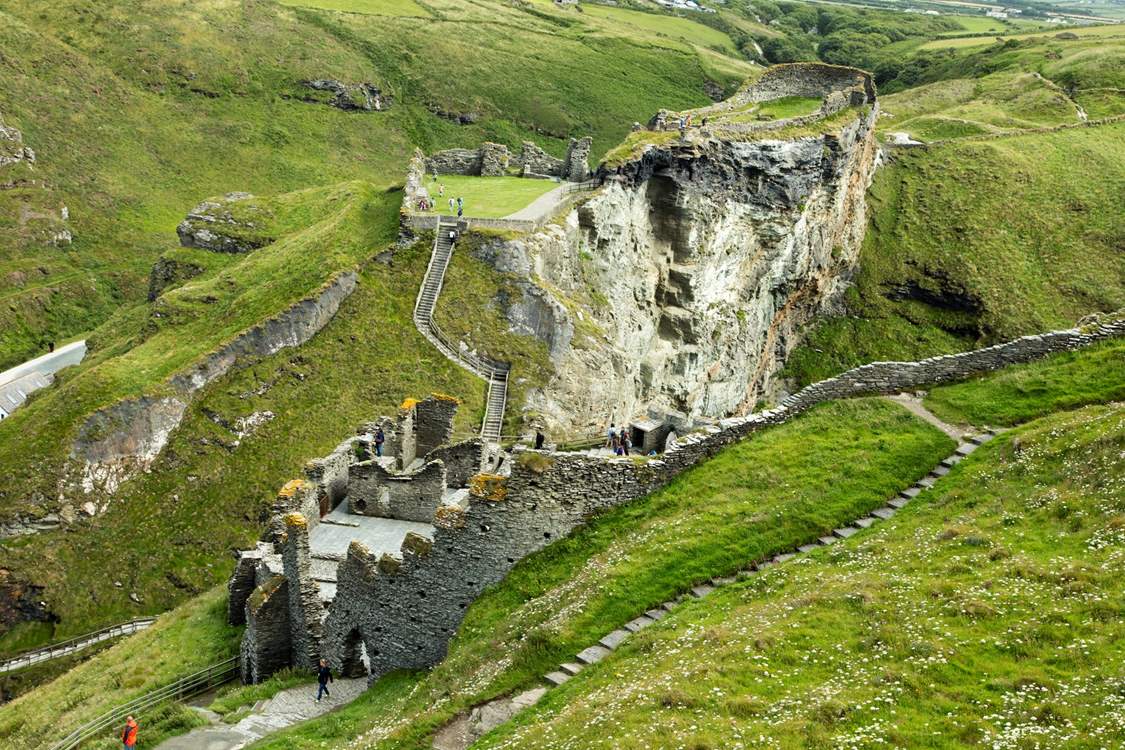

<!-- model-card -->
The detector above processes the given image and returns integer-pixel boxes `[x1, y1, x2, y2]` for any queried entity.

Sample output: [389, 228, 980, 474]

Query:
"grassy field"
[0, 0, 744, 371]
[0, 0, 752, 646]
[479, 401, 1125, 748]
[240, 397, 951, 749]
[415, 175, 559, 219]
[924, 335, 1125, 427]
[921, 19, 1125, 49]
[0, 586, 239, 749]
[580, 3, 741, 54]
[278, 0, 430, 16]
[783, 123, 1125, 386]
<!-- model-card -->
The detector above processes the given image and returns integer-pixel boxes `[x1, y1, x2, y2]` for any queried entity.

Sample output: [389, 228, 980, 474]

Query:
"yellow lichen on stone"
[469, 473, 508, 502]
[400, 397, 421, 411]
[434, 504, 466, 529]
[278, 479, 307, 499]
[377, 553, 402, 574]
[431, 392, 462, 404]
[402, 531, 433, 556]
[283, 512, 308, 529]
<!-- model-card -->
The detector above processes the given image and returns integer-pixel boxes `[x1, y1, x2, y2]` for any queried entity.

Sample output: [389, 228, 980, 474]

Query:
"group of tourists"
[606, 422, 632, 456]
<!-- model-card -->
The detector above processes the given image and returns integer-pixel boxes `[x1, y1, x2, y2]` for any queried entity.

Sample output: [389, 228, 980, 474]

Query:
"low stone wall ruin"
[231, 315, 1123, 685]
[347, 459, 447, 522]
[424, 137, 591, 181]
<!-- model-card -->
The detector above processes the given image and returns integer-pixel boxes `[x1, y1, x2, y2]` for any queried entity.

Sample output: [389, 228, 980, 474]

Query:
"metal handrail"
[0, 618, 157, 673]
[49, 657, 239, 750]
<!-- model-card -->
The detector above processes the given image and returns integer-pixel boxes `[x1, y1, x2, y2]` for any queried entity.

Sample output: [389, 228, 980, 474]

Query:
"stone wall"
[518, 141, 564, 177]
[240, 574, 290, 684]
[277, 316, 1123, 683]
[281, 514, 325, 671]
[426, 438, 484, 488]
[347, 459, 447, 523]
[414, 397, 458, 457]
[562, 137, 592, 182]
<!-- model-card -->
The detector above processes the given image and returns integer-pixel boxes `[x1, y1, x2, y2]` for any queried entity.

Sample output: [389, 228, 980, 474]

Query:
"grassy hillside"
[0, 0, 751, 370]
[783, 122, 1125, 385]
[0, 0, 759, 646]
[478, 401, 1125, 749]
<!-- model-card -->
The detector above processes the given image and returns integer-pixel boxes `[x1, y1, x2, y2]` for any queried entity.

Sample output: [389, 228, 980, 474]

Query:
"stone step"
[902, 486, 922, 498]
[576, 645, 611, 665]
[941, 455, 963, 468]
[833, 526, 858, 539]
[917, 476, 936, 488]
[955, 443, 977, 456]
[624, 615, 655, 633]
[854, 517, 877, 528]
[872, 507, 896, 520]
[599, 629, 631, 650]
[560, 662, 584, 676]
[645, 608, 666, 621]
[773, 553, 795, 564]
[755, 560, 776, 570]
[817, 535, 838, 546]
[711, 575, 737, 586]
[544, 671, 571, 686]
[969, 433, 992, 445]
[932, 465, 950, 477]
[690, 584, 714, 598]
[888, 497, 910, 509]
[797, 543, 820, 554]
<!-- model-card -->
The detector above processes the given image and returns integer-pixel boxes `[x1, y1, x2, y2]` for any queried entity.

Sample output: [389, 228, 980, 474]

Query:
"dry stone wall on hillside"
[230, 316, 1124, 684]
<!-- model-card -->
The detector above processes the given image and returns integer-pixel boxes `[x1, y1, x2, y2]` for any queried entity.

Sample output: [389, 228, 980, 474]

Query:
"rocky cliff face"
[477, 101, 879, 434]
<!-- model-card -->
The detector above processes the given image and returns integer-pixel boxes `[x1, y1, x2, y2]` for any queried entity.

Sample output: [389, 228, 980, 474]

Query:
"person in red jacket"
[121, 715, 138, 749]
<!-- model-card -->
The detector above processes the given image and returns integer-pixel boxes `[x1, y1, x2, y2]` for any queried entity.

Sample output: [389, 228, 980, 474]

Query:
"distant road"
[0, 340, 87, 417]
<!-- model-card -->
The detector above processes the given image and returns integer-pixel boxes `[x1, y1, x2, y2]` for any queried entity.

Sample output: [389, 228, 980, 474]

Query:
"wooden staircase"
[413, 216, 510, 446]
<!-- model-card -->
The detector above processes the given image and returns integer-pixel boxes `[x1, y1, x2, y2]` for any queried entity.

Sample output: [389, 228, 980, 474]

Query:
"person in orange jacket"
[121, 715, 138, 749]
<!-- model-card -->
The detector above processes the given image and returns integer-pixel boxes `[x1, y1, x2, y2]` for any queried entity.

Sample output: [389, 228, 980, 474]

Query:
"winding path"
[155, 678, 367, 750]
[429, 397, 992, 749]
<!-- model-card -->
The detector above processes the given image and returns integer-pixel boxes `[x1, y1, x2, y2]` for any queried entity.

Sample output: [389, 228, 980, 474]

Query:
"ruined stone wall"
[281, 515, 325, 671]
[518, 141, 564, 177]
[562, 137, 592, 182]
[240, 574, 290, 684]
[311, 317, 1123, 682]
[426, 439, 484, 488]
[414, 397, 458, 457]
[347, 459, 447, 523]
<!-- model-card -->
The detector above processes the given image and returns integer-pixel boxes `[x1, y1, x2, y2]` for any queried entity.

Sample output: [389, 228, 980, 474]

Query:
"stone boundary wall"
[650, 63, 874, 134]
[306, 317, 1122, 682]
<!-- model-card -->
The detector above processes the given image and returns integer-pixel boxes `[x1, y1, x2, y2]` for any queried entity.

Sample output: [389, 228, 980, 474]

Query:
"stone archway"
[340, 627, 370, 678]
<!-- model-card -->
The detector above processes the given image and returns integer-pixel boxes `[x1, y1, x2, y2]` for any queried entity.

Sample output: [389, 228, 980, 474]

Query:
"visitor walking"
[448, 197, 455, 213]
[439, 183, 445, 196]
[374, 427, 385, 457]
[535, 429, 545, 450]
[316, 658, 333, 702]
[621, 429, 631, 456]
[121, 716, 138, 749]
[457, 204, 463, 218]
[606, 422, 617, 449]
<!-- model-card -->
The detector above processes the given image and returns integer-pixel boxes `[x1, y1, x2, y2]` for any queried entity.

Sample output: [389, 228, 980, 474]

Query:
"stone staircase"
[413, 216, 510, 446]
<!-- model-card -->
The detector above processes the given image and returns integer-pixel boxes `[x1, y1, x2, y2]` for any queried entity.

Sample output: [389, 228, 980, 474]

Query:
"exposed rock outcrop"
[1, 112, 72, 246]
[147, 255, 204, 301]
[300, 80, 390, 112]
[61, 272, 358, 504]
[0, 119, 35, 170]
[176, 192, 272, 253]
[474, 67, 879, 434]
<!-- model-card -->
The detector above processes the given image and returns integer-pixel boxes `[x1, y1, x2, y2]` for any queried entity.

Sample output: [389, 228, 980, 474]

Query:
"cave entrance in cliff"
[341, 627, 370, 677]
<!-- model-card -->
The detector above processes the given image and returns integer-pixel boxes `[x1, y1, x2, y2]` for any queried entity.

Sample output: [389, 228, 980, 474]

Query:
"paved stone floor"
[310, 507, 434, 558]
[156, 677, 367, 750]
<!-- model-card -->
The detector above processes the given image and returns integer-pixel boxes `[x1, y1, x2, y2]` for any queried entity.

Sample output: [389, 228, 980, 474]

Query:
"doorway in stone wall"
[341, 628, 370, 677]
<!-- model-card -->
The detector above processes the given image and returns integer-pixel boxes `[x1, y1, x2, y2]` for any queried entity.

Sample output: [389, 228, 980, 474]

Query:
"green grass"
[0, 586, 239, 749]
[579, 3, 740, 54]
[277, 0, 430, 17]
[920, 20, 1125, 50]
[245, 397, 952, 749]
[414, 175, 559, 219]
[209, 668, 315, 720]
[0, 0, 742, 371]
[477, 402, 1125, 748]
[784, 123, 1125, 386]
[924, 336, 1125, 427]
[0, 199, 496, 647]
[754, 95, 824, 119]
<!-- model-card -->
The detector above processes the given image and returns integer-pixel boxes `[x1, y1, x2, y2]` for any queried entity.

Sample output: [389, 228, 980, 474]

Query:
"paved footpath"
[502, 183, 569, 222]
[156, 677, 367, 750]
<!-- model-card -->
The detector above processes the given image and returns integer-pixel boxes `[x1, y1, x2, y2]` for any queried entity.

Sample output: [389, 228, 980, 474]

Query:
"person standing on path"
[448, 197, 455, 214]
[535, 429, 545, 450]
[374, 427, 385, 457]
[606, 422, 616, 450]
[621, 429, 632, 456]
[121, 716, 138, 749]
[316, 659, 333, 702]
